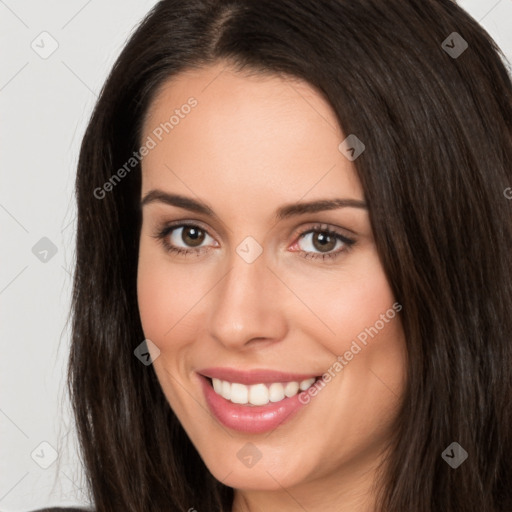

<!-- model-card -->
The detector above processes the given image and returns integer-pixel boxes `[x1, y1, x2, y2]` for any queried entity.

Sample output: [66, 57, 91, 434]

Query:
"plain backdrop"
[1, 1, 511, 510]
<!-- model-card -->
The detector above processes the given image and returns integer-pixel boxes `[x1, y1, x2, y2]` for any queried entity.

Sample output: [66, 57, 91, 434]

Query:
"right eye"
[154, 223, 219, 256]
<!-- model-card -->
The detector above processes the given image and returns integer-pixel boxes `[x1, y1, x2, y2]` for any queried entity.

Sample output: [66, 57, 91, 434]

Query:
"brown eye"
[294, 226, 355, 261]
[181, 226, 205, 247]
[165, 225, 215, 250]
[299, 230, 342, 253]
[311, 231, 337, 252]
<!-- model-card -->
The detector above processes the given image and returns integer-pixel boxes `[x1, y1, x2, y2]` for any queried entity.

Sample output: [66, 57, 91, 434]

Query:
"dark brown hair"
[68, 1, 512, 510]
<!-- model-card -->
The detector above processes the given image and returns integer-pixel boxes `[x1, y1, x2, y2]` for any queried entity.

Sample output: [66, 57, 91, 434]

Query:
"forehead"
[140, 62, 363, 207]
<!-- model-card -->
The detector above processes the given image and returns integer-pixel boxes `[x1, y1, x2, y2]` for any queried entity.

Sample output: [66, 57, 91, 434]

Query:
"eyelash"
[152, 222, 356, 262]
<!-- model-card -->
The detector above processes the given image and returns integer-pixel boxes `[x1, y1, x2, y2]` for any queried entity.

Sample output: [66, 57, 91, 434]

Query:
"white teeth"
[299, 378, 316, 391]
[231, 383, 248, 404]
[268, 382, 285, 402]
[284, 381, 299, 397]
[212, 378, 222, 394]
[209, 377, 317, 405]
[221, 380, 231, 400]
[249, 383, 269, 406]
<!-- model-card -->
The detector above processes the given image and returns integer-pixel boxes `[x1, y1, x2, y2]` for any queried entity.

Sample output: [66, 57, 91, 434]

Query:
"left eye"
[297, 230, 348, 253]
[168, 225, 215, 248]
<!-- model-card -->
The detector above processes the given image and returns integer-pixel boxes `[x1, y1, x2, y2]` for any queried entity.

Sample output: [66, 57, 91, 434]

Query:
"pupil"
[183, 227, 205, 247]
[313, 232, 335, 252]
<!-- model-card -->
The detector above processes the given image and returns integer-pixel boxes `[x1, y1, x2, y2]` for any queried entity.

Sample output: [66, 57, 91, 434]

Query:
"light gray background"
[1, 1, 511, 510]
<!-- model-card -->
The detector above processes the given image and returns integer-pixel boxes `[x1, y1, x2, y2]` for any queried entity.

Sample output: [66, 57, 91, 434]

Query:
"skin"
[137, 61, 407, 512]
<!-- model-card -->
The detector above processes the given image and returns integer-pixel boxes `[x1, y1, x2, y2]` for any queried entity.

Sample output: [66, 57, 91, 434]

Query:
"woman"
[60, 0, 512, 510]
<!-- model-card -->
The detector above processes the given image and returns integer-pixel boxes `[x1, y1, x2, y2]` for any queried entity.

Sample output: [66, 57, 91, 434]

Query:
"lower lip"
[198, 374, 312, 434]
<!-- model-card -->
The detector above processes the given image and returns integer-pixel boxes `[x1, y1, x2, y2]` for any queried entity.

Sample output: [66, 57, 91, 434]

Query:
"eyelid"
[154, 219, 219, 241]
[290, 222, 355, 244]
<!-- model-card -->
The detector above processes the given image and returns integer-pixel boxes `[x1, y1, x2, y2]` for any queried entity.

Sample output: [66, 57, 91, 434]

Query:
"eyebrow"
[140, 190, 368, 220]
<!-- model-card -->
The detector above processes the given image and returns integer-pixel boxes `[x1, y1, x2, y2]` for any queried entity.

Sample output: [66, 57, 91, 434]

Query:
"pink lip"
[197, 373, 314, 434]
[197, 367, 319, 385]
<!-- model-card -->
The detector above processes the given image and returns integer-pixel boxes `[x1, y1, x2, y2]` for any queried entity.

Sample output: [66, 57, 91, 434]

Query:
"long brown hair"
[69, 1, 512, 510]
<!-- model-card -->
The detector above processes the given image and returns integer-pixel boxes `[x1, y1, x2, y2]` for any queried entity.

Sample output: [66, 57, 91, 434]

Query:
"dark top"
[29, 508, 94, 512]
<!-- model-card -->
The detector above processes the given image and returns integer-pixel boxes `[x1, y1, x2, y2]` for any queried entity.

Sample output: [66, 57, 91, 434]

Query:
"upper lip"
[197, 367, 319, 385]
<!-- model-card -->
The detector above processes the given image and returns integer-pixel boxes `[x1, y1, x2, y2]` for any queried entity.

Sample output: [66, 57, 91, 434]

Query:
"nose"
[207, 247, 288, 350]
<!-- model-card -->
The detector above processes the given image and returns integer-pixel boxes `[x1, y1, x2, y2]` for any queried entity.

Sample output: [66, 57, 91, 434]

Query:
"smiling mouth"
[204, 376, 320, 406]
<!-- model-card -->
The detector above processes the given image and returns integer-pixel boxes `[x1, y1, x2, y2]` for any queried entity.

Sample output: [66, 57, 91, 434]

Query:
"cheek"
[137, 252, 168, 340]
[136, 248, 196, 344]
[292, 251, 399, 356]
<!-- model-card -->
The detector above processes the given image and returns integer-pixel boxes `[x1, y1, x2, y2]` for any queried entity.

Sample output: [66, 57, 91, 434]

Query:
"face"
[137, 62, 407, 505]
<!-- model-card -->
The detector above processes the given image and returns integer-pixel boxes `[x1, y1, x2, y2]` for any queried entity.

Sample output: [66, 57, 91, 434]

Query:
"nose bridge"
[208, 246, 287, 348]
